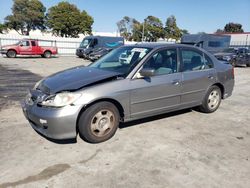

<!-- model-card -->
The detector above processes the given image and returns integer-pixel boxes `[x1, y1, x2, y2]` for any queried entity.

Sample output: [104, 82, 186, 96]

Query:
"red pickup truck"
[0, 39, 58, 58]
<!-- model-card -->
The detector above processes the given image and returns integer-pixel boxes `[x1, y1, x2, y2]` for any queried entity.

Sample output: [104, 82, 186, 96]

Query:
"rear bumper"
[223, 78, 234, 99]
[21, 101, 82, 140]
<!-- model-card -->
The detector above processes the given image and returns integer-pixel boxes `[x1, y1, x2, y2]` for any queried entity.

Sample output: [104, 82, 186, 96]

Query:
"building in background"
[221, 32, 250, 48]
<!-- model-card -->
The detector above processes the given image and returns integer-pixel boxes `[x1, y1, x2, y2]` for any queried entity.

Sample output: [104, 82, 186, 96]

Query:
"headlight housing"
[41, 92, 81, 107]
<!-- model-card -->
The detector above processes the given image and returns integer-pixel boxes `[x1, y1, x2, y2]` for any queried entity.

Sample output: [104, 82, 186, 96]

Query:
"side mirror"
[139, 68, 155, 77]
[20, 44, 23, 47]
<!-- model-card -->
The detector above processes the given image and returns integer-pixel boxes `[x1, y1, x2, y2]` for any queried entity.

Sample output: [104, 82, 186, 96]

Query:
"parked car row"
[214, 47, 250, 67]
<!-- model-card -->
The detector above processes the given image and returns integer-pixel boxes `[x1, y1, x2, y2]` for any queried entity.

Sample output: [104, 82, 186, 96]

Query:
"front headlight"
[41, 93, 81, 107]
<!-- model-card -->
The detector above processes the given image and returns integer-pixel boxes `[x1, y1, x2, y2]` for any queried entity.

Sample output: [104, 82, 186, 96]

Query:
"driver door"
[19, 40, 32, 55]
[130, 48, 182, 118]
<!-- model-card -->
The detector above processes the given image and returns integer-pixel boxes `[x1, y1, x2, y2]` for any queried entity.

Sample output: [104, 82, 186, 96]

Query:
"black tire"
[78, 102, 120, 143]
[6, 50, 16, 58]
[199, 85, 222, 113]
[43, 51, 52, 58]
[230, 59, 236, 67]
[246, 63, 250, 67]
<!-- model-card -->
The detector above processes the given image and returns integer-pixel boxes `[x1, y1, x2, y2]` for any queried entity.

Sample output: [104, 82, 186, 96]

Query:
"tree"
[165, 15, 182, 40]
[131, 20, 143, 42]
[197, 31, 207, 34]
[180, 29, 189, 36]
[215, 29, 224, 34]
[0, 23, 7, 33]
[117, 16, 138, 41]
[143, 16, 165, 42]
[224, 22, 244, 33]
[4, 0, 46, 35]
[46, 2, 93, 37]
[80, 10, 94, 35]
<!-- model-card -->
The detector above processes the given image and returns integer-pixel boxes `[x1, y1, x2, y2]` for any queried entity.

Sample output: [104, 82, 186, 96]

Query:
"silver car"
[22, 44, 234, 143]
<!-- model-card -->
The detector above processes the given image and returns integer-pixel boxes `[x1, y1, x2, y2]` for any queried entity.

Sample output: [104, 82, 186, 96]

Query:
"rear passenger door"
[180, 48, 215, 107]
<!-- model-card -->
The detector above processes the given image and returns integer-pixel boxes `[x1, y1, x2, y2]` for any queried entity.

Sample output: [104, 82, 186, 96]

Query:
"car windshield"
[80, 39, 92, 48]
[89, 46, 151, 76]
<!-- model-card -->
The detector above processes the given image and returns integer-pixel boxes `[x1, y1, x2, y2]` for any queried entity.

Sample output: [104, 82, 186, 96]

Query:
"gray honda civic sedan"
[22, 43, 234, 143]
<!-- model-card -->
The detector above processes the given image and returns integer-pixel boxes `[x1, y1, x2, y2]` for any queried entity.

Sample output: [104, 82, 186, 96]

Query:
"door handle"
[172, 79, 180, 85]
[208, 74, 214, 79]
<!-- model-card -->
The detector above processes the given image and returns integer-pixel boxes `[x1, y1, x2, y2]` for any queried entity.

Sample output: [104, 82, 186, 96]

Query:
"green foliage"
[224, 22, 244, 33]
[117, 16, 139, 41]
[143, 16, 165, 42]
[165, 15, 182, 40]
[4, 0, 46, 35]
[46, 2, 93, 37]
[215, 29, 224, 34]
[0, 23, 7, 33]
[131, 20, 143, 42]
[181, 29, 189, 35]
[117, 15, 188, 42]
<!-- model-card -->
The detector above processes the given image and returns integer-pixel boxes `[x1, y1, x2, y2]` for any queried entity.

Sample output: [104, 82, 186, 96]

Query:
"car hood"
[1, 45, 15, 49]
[37, 66, 123, 94]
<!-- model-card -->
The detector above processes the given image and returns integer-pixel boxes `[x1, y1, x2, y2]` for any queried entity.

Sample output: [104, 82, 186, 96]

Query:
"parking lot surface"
[0, 56, 250, 188]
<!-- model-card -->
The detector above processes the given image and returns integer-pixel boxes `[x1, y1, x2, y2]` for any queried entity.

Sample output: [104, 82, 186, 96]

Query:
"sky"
[0, 0, 250, 34]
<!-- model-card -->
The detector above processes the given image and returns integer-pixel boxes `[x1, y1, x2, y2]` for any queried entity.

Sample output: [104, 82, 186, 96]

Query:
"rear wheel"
[6, 50, 16, 58]
[43, 51, 52, 58]
[199, 85, 222, 113]
[78, 102, 120, 143]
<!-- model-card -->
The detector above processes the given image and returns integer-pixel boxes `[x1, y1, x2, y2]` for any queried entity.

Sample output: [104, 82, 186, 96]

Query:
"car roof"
[127, 42, 201, 50]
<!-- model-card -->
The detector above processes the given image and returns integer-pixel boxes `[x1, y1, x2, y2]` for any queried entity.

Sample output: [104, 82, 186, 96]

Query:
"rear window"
[208, 41, 222, 47]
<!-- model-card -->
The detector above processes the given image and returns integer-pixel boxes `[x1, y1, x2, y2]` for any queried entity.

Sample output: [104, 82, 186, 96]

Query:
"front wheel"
[6, 50, 16, 58]
[78, 102, 120, 143]
[199, 85, 222, 113]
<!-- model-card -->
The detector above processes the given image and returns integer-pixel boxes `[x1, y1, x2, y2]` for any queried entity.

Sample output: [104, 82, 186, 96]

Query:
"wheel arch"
[7, 49, 17, 53]
[212, 83, 225, 99]
[76, 98, 125, 134]
[44, 50, 52, 54]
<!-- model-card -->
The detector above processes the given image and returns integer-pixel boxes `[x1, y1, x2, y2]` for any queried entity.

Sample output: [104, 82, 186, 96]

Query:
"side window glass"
[181, 50, 205, 72]
[31, 41, 36, 46]
[204, 54, 213, 69]
[143, 49, 178, 76]
[20, 41, 30, 46]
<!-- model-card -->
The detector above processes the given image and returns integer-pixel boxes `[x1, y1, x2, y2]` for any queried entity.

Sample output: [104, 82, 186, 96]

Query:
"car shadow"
[0, 64, 42, 111]
[37, 109, 193, 144]
[119, 108, 192, 129]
